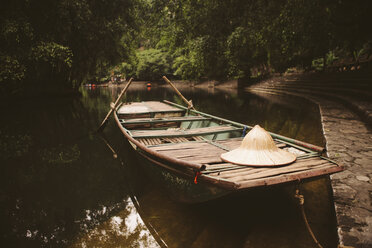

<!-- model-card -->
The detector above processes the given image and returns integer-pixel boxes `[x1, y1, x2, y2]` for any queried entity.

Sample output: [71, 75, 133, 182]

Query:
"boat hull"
[132, 144, 231, 203]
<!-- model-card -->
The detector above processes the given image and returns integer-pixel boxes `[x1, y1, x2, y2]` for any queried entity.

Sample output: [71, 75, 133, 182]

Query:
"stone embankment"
[247, 73, 372, 248]
[165, 79, 239, 89]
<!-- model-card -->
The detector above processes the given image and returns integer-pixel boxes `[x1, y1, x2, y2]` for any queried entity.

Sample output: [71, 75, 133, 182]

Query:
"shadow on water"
[0, 83, 338, 247]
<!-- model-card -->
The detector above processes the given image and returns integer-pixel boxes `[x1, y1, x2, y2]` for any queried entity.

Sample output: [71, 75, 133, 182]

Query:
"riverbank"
[247, 71, 372, 248]
[106, 79, 240, 95]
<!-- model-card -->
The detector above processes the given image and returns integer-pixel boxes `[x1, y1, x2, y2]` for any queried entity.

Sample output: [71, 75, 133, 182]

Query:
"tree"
[0, 0, 138, 94]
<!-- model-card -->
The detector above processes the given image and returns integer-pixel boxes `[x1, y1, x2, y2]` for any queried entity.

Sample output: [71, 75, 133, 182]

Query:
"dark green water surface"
[0, 84, 338, 247]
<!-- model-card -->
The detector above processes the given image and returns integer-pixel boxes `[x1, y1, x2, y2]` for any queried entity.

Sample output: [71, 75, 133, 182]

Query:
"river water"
[0, 83, 338, 247]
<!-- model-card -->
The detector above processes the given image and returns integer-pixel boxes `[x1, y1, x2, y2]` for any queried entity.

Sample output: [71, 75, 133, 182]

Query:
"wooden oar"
[97, 78, 133, 132]
[98, 133, 118, 159]
[162, 76, 196, 110]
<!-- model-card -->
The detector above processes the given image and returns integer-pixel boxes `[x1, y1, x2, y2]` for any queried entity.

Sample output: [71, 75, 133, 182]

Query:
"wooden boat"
[113, 99, 343, 203]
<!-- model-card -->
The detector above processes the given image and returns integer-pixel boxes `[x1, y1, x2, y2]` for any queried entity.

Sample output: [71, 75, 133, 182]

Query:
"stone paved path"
[247, 75, 372, 248]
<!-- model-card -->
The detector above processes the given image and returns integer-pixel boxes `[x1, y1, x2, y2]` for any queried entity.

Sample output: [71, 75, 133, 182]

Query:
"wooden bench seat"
[118, 101, 185, 118]
[121, 115, 211, 125]
[131, 125, 243, 139]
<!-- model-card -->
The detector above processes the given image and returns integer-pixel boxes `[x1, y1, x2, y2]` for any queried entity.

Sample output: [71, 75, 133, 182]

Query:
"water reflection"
[71, 197, 159, 248]
[0, 83, 337, 247]
[0, 93, 130, 247]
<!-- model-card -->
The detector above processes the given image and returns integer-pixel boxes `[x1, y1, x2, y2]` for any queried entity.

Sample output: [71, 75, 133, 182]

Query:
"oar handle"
[97, 78, 133, 132]
[162, 76, 195, 110]
[113, 77, 134, 107]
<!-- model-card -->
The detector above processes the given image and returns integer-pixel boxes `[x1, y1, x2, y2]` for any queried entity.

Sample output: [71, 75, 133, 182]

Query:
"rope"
[110, 102, 116, 110]
[187, 99, 194, 110]
[242, 126, 248, 137]
[294, 187, 324, 248]
[194, 171, 201, 184]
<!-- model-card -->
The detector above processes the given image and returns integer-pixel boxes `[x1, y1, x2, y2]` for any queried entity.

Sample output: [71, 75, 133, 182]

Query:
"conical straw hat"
[220, 125, 296, 166]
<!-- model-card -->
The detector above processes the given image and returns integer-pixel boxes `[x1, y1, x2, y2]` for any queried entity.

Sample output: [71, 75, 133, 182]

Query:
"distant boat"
[113, 100, 343, 203]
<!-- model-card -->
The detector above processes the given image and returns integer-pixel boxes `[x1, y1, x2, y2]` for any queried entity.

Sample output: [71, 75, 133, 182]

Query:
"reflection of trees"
[0, 91, 132, 247]
[80, 87, 113, 125]
[174, 89, 324, 146]
[1, 134, 132, 246]
[0, 132, 32, 159]
[70, 197, 159, 248]
[246, 93, 324, 146]
[40, 144, 80, 164]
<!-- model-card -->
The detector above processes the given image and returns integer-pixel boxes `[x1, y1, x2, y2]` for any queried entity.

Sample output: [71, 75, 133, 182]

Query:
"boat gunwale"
[137, 149, 238, 190]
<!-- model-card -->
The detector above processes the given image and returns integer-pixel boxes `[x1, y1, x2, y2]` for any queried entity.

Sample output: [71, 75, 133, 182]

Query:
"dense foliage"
[137, 0, 372, 81]
[1, 0, 137, 94]
[1, 0, 371, 89]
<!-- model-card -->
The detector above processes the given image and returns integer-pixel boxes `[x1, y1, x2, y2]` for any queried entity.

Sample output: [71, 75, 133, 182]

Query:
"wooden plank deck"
[234, 160, 342, 189]
[149, 140, 342, 188]
[203, 156, 341, 189]
[151, 141, 228, 164]
[131, 125, 243, 139]
[150, 140, 294, 164]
